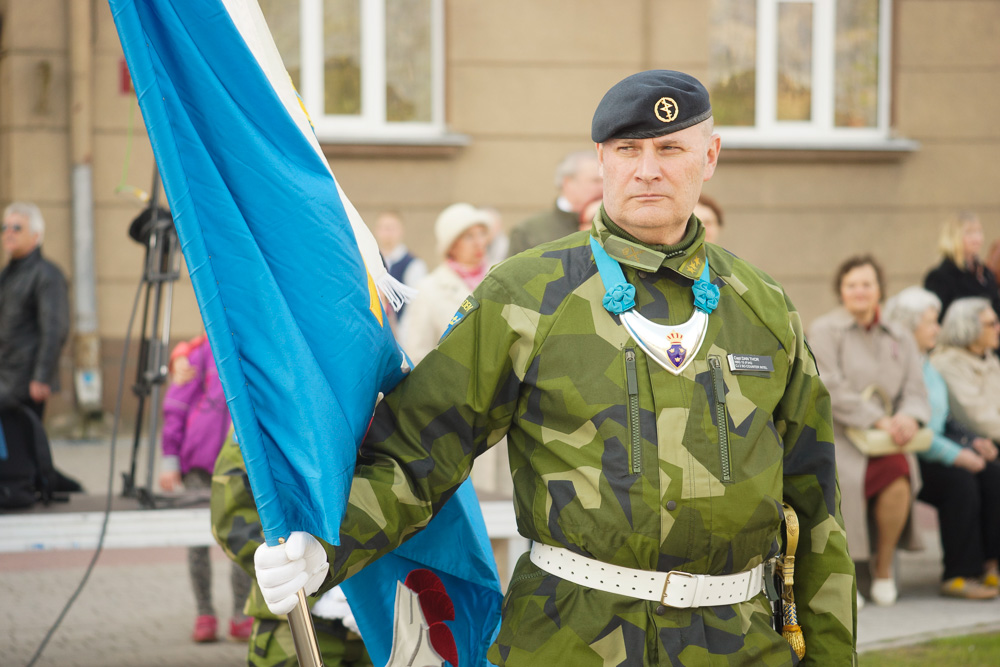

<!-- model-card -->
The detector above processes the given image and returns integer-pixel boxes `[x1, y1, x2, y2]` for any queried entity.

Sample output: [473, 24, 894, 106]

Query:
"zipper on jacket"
[625, 348, 641, 475]
[709, 356, 732, 483]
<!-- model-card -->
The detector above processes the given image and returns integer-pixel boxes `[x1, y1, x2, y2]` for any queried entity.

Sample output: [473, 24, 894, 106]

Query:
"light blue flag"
[108, 1, 501, 664]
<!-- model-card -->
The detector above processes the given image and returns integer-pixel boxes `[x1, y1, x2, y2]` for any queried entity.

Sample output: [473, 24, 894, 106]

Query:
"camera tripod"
[120, 179, 181, 508]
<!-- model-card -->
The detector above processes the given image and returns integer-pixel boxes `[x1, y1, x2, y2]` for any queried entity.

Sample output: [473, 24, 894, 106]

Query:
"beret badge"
[654, 97, 679, 123]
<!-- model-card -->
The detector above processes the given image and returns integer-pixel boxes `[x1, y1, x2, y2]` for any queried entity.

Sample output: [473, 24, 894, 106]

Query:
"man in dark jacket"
[507, 150, 603, 256]
[0, 202, 69, 419]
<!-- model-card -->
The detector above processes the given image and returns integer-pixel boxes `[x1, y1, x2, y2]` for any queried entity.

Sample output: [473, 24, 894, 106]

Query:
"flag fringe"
[377, 274, 418, 312]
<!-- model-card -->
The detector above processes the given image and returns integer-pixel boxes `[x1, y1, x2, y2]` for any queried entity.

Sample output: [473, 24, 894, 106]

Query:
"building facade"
[1, 0, 998, 424]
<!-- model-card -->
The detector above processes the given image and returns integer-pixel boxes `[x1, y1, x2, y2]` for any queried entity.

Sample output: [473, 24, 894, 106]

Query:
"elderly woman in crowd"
[932, 297, 1000, 443]
[924, 211, 1000, 321]
[809, 255, 930, 607]
[884, 288, 1000, 599]
[401, 203, 512, 500]
[402, 203, 491, 364]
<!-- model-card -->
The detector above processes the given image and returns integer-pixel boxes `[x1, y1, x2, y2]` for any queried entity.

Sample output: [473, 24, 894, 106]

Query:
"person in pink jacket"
[159, 335, 253, 643]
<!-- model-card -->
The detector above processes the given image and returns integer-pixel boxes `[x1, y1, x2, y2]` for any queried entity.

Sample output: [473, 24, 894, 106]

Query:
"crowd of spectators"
[815, 210, 1000, 607]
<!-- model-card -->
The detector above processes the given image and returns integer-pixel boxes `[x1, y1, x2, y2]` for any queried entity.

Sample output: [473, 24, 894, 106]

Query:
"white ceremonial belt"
[530, 543, 769, 608]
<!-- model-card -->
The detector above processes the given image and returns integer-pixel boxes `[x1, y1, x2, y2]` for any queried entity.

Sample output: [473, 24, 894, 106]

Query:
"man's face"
[596, 122, 720, 243]
[2, 212, 40, 260]
[373, 213, 403, 252]
[561, 158, 603, 212]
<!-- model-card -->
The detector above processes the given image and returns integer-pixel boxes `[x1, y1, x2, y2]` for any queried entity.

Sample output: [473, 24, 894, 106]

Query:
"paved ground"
[3, 437, 1000, 665]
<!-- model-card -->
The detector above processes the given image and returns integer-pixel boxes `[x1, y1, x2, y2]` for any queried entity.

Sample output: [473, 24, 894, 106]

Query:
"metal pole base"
[287, 589, 324, 666]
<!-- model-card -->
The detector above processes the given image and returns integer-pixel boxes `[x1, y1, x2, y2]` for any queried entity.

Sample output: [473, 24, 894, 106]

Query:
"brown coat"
[809, 308, 929, 560]
[931, 345, 1000, 440]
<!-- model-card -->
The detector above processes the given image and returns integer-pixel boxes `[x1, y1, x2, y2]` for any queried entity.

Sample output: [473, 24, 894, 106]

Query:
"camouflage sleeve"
[777, 302, 858, 665]
[210, 431, 280, 620]
[320, 276, 523, 586]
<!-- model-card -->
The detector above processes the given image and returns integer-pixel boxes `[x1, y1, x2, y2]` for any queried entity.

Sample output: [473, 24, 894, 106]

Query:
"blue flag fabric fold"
[113, 0, 402, 545]
[108, 1, 501, 663]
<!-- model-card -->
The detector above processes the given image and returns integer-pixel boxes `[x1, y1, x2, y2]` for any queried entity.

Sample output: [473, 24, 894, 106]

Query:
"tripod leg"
[144, 380, 164, 506]
[122, 392, 146, 497]
[123, 280, 154, 499]
[145, 280, 176, 498]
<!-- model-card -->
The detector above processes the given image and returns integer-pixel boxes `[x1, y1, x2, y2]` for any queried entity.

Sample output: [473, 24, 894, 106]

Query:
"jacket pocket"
[709, 355, 732, 483]
[625, 348, 641, 475]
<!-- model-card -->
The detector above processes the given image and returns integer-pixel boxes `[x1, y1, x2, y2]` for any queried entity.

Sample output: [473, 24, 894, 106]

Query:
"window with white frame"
[708, 0, 892, 144]
[259, 0, 445, 142]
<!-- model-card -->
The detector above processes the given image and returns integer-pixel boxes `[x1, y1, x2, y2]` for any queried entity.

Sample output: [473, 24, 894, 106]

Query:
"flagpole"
[276, 535, 323, 666]
[287, 590, 324, 667]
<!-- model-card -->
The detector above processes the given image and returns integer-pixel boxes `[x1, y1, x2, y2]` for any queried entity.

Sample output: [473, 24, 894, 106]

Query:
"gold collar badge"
[654, 97, 678, 123]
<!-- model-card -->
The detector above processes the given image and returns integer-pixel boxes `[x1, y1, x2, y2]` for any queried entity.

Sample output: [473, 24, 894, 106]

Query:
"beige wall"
[720, 0, 1000, 323]
[1, 0, 999, 423]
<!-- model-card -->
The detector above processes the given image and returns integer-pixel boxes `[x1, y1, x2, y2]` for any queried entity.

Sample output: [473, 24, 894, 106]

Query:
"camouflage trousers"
[248, 617, 372, 667]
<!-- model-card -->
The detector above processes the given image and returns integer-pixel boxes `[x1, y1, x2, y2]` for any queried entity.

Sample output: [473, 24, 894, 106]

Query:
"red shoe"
[229, 616, 254, 642]
[192, 615, 218, 643]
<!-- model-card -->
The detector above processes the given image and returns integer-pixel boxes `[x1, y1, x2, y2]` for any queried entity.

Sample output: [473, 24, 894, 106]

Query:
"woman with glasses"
[932, 297, 1000, 442]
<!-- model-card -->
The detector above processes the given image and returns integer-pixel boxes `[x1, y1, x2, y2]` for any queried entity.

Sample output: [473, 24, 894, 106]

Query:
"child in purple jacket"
[159, 336, 253, 643]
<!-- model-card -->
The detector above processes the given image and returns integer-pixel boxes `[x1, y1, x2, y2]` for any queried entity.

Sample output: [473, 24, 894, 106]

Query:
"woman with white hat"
[402, 203, 491, 364]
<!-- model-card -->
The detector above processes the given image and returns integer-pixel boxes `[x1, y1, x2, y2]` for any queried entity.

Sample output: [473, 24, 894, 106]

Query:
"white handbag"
[845, 385, 932, 456]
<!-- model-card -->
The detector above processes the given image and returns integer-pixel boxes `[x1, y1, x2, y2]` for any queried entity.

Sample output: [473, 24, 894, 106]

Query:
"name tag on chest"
[727, 354, 774, 373]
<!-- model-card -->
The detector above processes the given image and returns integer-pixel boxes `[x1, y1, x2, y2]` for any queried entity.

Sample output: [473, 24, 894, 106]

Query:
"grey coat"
[0, 247, 69, 404]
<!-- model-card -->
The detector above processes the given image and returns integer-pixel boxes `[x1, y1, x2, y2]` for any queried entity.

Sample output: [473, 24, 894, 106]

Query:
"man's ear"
[702, 134, 721, 182]
[595, 142, 604, 176]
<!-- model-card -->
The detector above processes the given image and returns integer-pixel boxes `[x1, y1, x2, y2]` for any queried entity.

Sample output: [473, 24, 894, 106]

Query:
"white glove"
[254, 531, 329, 616]
[311, 586, 360, 636]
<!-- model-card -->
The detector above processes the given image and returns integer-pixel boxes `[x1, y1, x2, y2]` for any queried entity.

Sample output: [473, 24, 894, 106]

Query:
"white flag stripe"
[221, 0, 390, 289]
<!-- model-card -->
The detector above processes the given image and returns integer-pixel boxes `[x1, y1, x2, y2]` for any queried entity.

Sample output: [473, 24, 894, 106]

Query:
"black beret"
[591, 70, 712, 143]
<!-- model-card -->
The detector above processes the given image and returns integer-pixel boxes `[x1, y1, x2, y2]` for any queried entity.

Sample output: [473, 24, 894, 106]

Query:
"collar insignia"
[603, 236, 664, 271]
[677, 247, 706, 279]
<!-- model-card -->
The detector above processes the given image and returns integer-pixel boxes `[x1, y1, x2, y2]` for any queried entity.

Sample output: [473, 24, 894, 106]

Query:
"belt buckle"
[661, 570, 697, 607]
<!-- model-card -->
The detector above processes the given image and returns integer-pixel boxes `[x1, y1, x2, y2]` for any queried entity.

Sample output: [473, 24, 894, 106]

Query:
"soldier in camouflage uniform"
[211, 434, 372, 666]
[256, 70, 857, 665]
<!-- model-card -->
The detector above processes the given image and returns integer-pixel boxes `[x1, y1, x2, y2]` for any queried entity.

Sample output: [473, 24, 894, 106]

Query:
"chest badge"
[589, 236, 717, 376]
[621, 308, 708, 375]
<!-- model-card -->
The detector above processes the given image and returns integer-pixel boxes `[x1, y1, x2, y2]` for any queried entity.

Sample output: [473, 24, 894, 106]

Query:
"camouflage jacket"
[323, 214, 857, 665]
